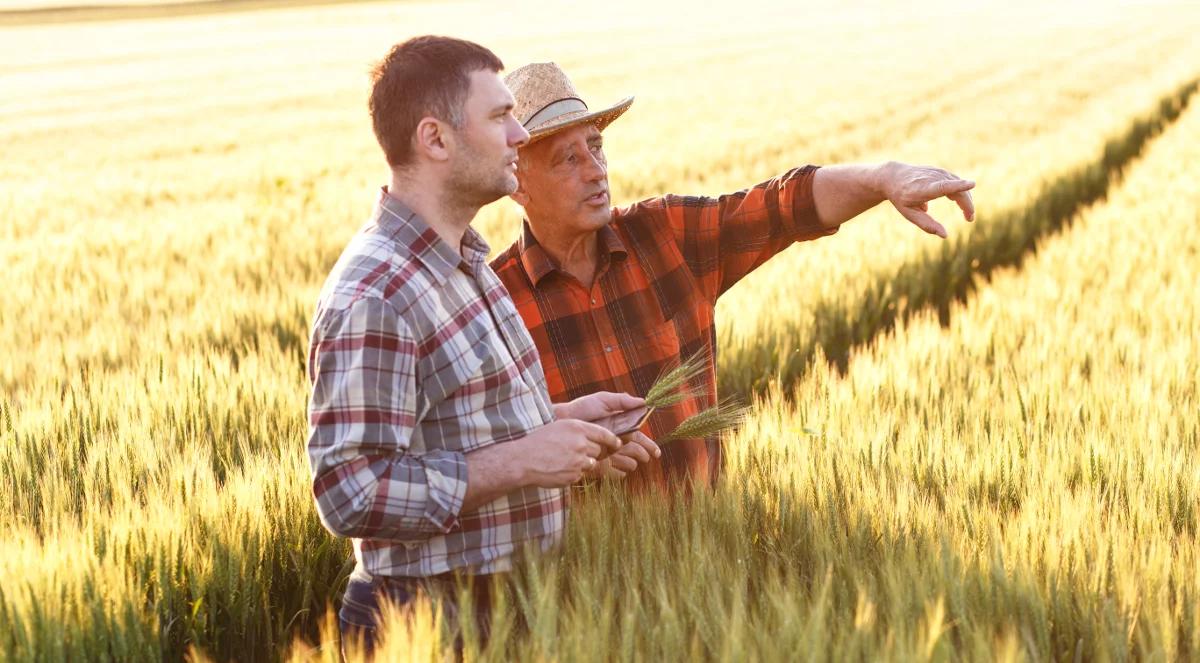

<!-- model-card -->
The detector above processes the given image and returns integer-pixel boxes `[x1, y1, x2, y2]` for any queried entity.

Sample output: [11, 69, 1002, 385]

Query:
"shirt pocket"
[609, 285, 685, 397]
[645, 259, 712, 364]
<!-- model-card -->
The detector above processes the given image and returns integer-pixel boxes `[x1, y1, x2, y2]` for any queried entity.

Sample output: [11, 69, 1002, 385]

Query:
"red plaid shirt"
[491, 166, 836, 490]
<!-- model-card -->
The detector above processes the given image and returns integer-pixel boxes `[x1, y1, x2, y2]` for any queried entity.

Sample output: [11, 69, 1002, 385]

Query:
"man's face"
[446, 70, 529, 207]
[514, 123, 611, 235]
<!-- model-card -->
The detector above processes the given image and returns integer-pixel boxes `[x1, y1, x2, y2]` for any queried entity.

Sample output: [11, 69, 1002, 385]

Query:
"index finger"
[578, 420, 622, 451]
[610, 392, 645, 411]
[623, 431, 662, 458]
[931, 178, 975, 198]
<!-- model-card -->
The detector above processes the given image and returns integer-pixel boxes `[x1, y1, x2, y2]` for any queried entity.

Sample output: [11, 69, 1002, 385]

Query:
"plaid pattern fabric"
[307, 189, 561, 577]
[491, 166, 835, 489]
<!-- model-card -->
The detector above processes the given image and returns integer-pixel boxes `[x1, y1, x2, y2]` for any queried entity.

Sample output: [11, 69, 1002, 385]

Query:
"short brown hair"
[369, 36, 504, 168]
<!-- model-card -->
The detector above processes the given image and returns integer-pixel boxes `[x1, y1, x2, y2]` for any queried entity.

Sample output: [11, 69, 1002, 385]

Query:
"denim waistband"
[338, 571, 499, 629]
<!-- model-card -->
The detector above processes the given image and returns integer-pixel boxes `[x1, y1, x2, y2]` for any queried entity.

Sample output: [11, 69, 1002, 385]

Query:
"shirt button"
[590, 298, 597, 305]
[605, 345, 613, 353]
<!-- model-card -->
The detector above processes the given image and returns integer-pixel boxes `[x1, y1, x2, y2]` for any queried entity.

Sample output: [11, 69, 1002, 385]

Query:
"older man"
[307, 42, 657, 652]
[491, 62, 975, 490]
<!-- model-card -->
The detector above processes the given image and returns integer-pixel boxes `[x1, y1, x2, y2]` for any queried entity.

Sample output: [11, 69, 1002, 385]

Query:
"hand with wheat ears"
[580, 351, 746, 480]
[645, 350, 749, 444]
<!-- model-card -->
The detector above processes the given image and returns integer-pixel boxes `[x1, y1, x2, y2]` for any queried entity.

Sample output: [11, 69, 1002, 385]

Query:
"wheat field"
[2, 0, 1199, 660]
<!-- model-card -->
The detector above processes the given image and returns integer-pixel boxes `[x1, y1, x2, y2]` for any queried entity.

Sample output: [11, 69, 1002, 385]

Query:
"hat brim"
[525, 96, 634, 144]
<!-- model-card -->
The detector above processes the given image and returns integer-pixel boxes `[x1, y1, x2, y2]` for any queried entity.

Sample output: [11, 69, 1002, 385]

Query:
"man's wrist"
[504, 436, 533, 486]
[871, 161, 896, 201]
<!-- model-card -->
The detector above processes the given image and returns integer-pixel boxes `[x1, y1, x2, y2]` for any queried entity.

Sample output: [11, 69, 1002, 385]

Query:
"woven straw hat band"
[524, 97, 587, 131]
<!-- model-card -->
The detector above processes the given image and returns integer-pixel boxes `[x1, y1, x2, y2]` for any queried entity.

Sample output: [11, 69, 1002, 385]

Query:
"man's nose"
[509, 118, 530, 148]
[583, 150, 606, 181]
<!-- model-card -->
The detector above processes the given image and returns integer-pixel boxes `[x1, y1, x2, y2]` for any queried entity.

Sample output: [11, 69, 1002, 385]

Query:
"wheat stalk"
[642, 350, 747, 442]
[661, 400, 748, 442]
[644, 350, 709, 409]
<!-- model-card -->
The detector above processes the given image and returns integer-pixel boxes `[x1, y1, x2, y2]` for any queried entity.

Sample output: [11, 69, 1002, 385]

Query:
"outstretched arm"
[813, 162, 976, 237]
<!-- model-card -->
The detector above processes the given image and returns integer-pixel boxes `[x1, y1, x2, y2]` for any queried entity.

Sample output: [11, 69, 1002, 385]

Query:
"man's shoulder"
[613, 193, 729, 259]
[315, 225, 432, 318]
[614, 193, 713, 218]
[610, 197, 687, 250]
[611, 194, 710, 236]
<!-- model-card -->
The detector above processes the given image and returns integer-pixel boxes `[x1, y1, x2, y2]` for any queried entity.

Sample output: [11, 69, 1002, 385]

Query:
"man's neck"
[529, 218, 600, 288]
[389, 172, 479, 257]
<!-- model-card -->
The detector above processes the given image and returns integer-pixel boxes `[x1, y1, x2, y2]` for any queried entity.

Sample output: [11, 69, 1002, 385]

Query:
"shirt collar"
[518, 219, 628, 288]
[375, 187, 491, 285]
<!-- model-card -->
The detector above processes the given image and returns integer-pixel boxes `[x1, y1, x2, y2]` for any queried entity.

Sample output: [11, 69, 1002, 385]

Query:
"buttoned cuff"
[788, 165, 840, 240]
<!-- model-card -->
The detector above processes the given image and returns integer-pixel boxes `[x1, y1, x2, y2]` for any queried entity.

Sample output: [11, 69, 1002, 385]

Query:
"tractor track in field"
[719, 76, 1200, 399]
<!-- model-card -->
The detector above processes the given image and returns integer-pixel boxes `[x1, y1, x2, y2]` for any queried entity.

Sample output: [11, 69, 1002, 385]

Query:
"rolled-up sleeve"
[306, 295, 467, 541]
[662, 164, 836, 302]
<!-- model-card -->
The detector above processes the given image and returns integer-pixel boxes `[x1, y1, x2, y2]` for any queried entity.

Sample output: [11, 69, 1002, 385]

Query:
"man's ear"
[413, 116, 451, 162]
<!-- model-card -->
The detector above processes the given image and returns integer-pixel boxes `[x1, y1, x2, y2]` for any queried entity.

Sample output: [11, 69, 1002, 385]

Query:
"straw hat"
[505, 62, 634, 144]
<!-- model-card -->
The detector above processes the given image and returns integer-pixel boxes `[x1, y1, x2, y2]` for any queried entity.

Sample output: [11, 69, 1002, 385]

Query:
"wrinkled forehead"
[521, 123, 602, 162]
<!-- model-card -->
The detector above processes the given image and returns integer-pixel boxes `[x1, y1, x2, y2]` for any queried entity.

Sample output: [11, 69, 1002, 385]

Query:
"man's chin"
[473, 177, 518, 207]
[496, 174, 520, 198]
[586, 208, 613, 229]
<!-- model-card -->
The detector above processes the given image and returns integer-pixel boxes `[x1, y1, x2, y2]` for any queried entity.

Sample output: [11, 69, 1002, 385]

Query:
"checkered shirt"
[307, 189, 561, 577]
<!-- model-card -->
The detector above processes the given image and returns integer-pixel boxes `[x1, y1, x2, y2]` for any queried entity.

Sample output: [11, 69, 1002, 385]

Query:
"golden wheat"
[2, 1, 1199, 660]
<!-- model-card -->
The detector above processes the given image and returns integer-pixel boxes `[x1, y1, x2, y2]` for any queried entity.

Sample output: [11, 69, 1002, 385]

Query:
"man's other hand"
[585, 431, 662, 480]
[879, 161, 975, 238]
[554, 390, 645, 423]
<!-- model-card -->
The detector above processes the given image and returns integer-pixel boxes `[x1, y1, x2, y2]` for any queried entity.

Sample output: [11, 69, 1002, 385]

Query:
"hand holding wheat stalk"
[644, 351, 749, 443]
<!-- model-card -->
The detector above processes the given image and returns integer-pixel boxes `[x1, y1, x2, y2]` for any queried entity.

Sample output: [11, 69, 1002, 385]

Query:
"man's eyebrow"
[491, 101, 515, 114]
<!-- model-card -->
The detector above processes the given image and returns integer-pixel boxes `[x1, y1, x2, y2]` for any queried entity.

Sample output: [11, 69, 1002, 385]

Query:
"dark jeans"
[338, 570, 498, 659]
